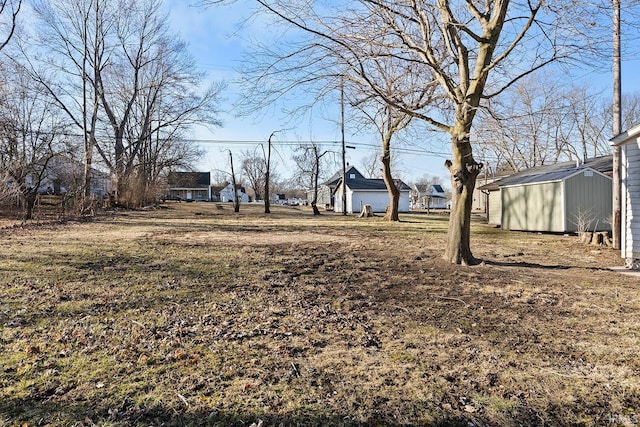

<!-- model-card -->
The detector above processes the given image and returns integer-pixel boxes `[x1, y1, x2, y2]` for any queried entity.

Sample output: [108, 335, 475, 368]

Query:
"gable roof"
[478, 155, 613, 191]
[328, 165, 411, 192]
[324, 165, 364, 186]
[168, 172, 211, 188]
[413, 183, 446, 194]
[345, 178, 411, 191]
[500, 166, 610, 187]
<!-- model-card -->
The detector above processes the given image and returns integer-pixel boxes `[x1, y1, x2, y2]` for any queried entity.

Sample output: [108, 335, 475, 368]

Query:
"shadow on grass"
[0, 398, 476, 427]
[482, 260, 571, 270]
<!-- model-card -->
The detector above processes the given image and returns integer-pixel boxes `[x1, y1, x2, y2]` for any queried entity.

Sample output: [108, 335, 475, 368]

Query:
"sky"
[163, 0, 640, 187]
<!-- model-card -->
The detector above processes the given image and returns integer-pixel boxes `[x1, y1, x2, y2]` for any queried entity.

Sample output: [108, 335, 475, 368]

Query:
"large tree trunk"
[381, 136, 400, 221]
[444, 134, 482, 265]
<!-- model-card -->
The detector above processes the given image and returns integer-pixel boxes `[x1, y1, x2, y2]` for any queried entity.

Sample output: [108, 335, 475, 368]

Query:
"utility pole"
[612, 0, 622, 250]
[229, 150, 240, 213]
[341, 82, 347, 216]
[265, 132, 274, 214]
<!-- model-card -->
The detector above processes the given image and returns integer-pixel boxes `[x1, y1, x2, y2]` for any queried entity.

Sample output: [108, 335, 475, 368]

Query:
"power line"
[190, 138, 451, 158]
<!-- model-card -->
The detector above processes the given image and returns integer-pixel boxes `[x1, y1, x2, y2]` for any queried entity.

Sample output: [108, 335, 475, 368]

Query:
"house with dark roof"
[411, 184, 448, 210]
[166, 172, 211, 201]
[478, 156, 613, 232]
[333, 166, 411, 214]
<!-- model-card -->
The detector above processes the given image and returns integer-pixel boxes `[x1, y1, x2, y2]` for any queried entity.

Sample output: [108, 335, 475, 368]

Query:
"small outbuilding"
[611, 123, 640, 268]
[479, 157, 613, 233]
[333, 166, 411, 214]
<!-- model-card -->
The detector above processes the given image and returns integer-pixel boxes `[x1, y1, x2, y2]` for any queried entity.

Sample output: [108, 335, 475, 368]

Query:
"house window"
[349, 173, 356, 179]
[584, 170, 593, 177]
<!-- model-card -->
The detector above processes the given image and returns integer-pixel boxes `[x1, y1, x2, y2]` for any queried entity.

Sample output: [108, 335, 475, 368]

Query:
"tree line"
[0, 0, 223, 219]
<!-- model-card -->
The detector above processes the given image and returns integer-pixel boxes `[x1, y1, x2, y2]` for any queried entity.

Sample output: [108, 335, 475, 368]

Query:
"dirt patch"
[158, 231, 354, 246]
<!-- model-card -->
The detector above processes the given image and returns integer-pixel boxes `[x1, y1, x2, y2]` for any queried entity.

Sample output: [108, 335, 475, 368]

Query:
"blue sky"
[164, 0, 640, 186]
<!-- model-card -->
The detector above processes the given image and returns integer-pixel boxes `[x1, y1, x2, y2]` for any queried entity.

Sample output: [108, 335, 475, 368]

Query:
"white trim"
[561, 178, 566, 232]
[611, 122, 640, 145]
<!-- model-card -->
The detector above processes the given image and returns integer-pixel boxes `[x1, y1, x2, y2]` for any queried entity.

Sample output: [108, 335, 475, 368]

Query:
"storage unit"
[500, 167, 612, 233]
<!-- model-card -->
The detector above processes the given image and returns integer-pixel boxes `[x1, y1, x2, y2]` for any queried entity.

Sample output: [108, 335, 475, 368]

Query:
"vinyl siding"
[349, 191, 410, 213]
[564, 170, 612, 233]
[501, 181, 564, 232]
[622, 141, 640, 258]
[488, 191, 502, 226]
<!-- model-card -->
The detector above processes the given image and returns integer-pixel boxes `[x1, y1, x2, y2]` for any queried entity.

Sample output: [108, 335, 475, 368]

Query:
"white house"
[333, 166, 411, 214]
[611, 124, 640, 269]
[411, 184, 448, 210]
[219, 183, 249, 203]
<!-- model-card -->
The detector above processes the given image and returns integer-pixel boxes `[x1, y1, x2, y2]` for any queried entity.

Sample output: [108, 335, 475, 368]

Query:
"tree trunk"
[381, 136, 400, 221]
[311, 150, 321, 215]
[444, 134, 483, 265]
[24, 192, 37, 221]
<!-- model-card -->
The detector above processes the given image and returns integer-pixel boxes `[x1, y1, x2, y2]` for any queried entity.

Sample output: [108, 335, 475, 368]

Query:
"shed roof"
[479, 155, 612, 191]
[500, 166, 610, 187]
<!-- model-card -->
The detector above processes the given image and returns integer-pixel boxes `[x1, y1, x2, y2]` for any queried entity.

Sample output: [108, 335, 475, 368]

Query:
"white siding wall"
[488, 190, 502, 226]
[351, 191, 390, 213]
[622, 140, 640, 258]
[336, 185, 410, 213]
[399, 191, 410, 212]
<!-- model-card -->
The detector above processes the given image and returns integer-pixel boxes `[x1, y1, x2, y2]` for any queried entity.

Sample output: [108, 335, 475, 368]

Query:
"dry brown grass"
[1, 202, 638, 426]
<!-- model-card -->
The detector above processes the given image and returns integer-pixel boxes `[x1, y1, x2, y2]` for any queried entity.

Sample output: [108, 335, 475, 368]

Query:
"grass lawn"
[0, 202, 638, 426]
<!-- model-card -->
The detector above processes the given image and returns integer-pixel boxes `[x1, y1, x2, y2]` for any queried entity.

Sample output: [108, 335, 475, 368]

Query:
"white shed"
[333, 167, 411, 214]
[611, 124, 640, 268]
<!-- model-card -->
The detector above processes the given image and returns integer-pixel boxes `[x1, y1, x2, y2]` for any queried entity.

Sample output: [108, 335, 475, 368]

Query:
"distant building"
[166, 172, 211, 201]
[411, 184, 448, 210]
[307, 169, 343, 208]
[27, 155, 110, 197]
[333, 166, 411, 214]
[218, 183, 249, 203]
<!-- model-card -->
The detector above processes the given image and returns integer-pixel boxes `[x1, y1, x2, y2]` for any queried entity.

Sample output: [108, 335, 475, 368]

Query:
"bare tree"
[476, 73, 578, 171]
[292, 142, 332, 215]
[0, 61, 69, 219]
[25, 0, 112, 213]
[26, 0, 223, 208]
[346, 54, 439, 221]
[214, 0, 619, 264]
[0, 0, 21, 52]
[240, 149, 268, 201]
